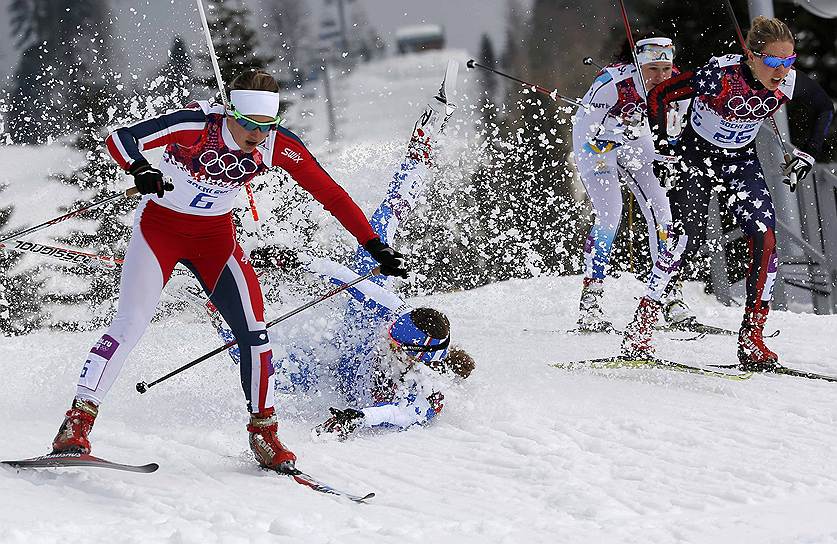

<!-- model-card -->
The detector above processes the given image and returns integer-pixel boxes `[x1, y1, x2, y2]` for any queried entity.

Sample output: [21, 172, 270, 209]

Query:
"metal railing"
[703, 160, 837, 314]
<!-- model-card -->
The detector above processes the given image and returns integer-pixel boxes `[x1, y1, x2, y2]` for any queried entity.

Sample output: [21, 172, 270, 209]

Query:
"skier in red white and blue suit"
[643, 16, 833, 369]
[51, 70, 408, 472]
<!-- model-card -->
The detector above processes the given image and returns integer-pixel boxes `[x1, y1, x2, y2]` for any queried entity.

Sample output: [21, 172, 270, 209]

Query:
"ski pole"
[0, 187, 139, 244]
[465, 59, 583, 108]
[582, 57, 605, 70]
[195, 0, 265, 227]
[615, 0, 649, 98]
[0, 239, 122, 268]
[719, 0, 796, 188]
[136, 267, 381, 394]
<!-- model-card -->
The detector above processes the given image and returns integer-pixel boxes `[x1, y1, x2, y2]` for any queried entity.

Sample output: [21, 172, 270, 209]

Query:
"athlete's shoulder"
[604, 62, 636, 83]
[262, 125, 317, 170]
[181, 100, 219, 115]
[689, 56, 729, 93]
[778, 68, 798, 99]
[273, 125, 308, 150]
[713, 53, 743, 68]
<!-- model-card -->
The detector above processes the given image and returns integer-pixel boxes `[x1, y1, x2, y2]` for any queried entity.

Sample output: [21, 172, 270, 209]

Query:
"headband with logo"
[635, 37, 675, 65]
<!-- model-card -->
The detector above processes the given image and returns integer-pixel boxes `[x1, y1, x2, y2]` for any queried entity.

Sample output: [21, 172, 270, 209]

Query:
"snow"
[3, 49, 837, 543]
[3, 275, 837, 543]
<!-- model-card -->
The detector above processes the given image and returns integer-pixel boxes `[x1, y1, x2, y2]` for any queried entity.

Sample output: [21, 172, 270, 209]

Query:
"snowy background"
[2, 0, 837, 542]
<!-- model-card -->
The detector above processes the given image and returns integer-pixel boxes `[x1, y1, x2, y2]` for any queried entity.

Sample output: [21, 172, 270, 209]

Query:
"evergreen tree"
[44, 137, 132, 330]
[478, 34, 499, 127]
[146, 35, 195, 112]
[0, 186, 47, 335]
[197, 0, 276, 95]
[7, 0, 119, 144]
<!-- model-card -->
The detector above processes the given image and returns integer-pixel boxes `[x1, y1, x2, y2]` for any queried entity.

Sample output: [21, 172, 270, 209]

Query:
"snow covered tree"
[6, 0, 120, 144]
[265, 0, 314, 85]
[44, 135, 132, 330]
[145, 35, 195, 112]
[197, 0, 276, 95]
[0, 186, 47, 335]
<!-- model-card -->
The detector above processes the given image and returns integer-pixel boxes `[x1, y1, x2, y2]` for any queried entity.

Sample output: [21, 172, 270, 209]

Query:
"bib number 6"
[189, 193, 217, 210]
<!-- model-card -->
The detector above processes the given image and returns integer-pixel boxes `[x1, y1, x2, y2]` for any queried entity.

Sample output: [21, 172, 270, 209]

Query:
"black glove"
[782, 149, 815, 192]
[363, 238, 408, 278]
[315, 407, 365, 439]
[129, 159, 173, 198]
[248, 245, 301, 269]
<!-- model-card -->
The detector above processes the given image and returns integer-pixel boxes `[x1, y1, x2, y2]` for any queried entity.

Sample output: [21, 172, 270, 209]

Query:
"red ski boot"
[738, 307, 779, 371]
[52, 398, 99, 454]
[621, 296, 662, 359]
[247, 407, 297, 473]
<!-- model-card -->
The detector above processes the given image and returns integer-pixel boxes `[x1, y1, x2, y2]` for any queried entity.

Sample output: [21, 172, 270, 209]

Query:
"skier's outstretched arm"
[318, 390, 444, 438]
[306, 256, 404, 315]
[105, 102, 209, 170]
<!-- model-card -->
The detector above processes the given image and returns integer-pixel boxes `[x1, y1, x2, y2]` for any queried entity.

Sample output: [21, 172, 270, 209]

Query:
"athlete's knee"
[235, 328, 270, 348]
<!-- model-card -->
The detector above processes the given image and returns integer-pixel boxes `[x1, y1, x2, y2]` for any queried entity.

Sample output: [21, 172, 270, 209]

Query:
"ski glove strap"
[363, 238, 408, 278]
[129, 159, 173, 198]
[782, 149, 815, 192]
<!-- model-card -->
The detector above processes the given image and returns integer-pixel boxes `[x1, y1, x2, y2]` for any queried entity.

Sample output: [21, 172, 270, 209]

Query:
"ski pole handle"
[582, 57, 604, 70]
[136, 267, 381, 394]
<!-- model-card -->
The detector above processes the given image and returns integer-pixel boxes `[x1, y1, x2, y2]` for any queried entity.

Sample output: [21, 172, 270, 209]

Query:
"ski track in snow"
[3, 275, 837, 543]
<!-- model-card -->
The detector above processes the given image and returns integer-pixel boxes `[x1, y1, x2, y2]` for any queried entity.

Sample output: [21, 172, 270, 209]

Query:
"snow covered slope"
[3, 274, 837, 543]
[3, 48, 837, 544]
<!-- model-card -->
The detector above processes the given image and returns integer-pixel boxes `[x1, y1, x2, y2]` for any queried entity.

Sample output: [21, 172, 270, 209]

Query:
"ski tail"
[2, 452, 158, 473]
[551, 357, 753, 381]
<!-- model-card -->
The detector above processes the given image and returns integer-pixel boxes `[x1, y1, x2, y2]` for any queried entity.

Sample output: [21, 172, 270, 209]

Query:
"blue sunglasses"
[752, 50, 797, 69]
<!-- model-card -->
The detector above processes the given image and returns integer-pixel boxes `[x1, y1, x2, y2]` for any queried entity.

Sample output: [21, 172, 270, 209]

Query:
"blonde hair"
[229, 70, 279, 92]
[746, 16, 794, 53]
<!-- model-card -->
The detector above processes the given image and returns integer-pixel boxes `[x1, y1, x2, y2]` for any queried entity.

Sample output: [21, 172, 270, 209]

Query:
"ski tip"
[356, 492, 376, 503]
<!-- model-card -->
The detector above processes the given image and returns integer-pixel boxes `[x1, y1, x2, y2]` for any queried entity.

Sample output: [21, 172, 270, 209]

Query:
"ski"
[267, 466, 374, 503]
[1, 452, 159, 473]
[551, 357, 753, 381]
[708, 363, 837, 382]
[564, 325, 623, 336]
[654, 318, 737, 336]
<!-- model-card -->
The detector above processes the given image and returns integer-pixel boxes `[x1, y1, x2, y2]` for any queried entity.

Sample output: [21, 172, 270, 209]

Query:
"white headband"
[229, 89, 281, 118]
[635, 37, 675, 65]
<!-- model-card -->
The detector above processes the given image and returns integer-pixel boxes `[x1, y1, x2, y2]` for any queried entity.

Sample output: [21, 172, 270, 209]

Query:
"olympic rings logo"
[620, 102, 646, 117]
[198, 150, 258, 181]
[726, 95, 779, 118]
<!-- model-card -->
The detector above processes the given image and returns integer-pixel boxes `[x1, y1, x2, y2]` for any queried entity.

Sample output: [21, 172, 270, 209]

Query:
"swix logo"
[281, 147, 303, 164]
